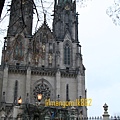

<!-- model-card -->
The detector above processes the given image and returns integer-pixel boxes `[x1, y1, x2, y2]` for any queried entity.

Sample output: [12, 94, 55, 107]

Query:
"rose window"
[33, 81, 51, 101]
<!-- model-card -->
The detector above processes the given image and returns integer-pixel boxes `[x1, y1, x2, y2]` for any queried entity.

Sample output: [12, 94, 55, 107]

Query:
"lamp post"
[37, 94, 42, 102]
[18, 96, 22, 105]
[16, 94, 44, 119]
[12, 96, 23, 119]
[16, 94, 72, 120]
[36, 94, 42, 106]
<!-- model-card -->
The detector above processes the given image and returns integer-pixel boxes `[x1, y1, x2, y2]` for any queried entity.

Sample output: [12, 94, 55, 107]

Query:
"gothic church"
[0, 0, 87, 117]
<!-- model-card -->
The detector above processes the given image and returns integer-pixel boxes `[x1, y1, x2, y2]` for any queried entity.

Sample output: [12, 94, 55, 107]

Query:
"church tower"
[0, 0, 33, 104]
[0, 0, 87, 118]
[52, 0, 87, 116]
[53, 0, 78, 42]
[7, 0, 33, 36]
[1, 0, 33, 65]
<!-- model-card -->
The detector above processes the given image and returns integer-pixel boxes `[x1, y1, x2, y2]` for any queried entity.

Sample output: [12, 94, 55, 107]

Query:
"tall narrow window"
[53, 43, 55, 53]
[66, 84, 69, 101]
[20, 42, 23, 56]
[13, 35, 23, 60]
[14, 41, 23, 59]
[14, 80, 18, 104]
[64, 43, 71, 65]
[15, 45, 19, 56]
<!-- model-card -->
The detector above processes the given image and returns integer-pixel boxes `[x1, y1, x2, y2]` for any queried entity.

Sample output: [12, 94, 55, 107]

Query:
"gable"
[33, 23, 54, 43]
[64, 30, 72, 41]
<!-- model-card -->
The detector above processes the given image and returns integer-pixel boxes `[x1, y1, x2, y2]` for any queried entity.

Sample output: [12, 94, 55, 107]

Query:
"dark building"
[0, 0, 87, 118]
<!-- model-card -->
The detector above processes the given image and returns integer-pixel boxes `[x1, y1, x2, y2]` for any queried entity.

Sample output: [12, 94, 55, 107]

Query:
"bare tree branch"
[0, 0, 5, 18]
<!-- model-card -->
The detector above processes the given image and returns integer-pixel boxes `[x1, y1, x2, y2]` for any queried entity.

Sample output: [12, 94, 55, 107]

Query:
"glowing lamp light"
[18, 96, 22, 105]
[37, 94, 42, 101]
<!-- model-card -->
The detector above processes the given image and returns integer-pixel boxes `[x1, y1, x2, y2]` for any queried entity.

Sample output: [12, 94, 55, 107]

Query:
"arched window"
[64, 43, 71, 65]
[14, 36, 23, 60]
[66, 84, 69, 101]
[33, 81, 51, 101]
[14, 80, 18, 104]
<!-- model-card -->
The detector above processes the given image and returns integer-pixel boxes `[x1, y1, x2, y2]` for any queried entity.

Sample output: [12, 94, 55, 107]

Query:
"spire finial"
[54, 0, 57, 8]
[44, 13, 46, 23]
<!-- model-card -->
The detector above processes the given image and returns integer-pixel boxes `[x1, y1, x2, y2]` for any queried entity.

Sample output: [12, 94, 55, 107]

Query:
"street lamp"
[18, 96, 22, 105]
[37, 94, 42, 102]
[35, 93, 43, 106]
[16, 94, 43, 119]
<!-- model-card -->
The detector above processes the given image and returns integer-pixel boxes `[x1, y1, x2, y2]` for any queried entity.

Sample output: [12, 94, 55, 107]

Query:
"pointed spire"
[54, 0, 57, 8]
[44, 13, 46, 23]
[73, 0, 76, 10]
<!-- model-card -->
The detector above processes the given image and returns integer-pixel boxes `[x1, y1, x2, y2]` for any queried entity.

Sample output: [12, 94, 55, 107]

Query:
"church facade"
[0, 0, 87, 117]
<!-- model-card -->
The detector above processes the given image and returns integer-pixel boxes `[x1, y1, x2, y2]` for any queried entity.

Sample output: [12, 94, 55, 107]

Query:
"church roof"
[33, 14, 54, 41]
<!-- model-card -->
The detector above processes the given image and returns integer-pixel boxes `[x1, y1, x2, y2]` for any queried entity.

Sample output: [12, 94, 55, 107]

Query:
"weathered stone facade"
[0, 0, 87, 117]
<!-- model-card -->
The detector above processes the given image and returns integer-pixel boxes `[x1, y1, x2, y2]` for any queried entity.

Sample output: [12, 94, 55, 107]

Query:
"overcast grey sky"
[0, 0, 120, 117]
[79, 0, 120, 117]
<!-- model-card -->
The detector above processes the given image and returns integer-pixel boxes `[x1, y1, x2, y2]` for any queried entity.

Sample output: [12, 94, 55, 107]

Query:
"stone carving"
[35, 55, 39, 63]
[48, 54, 52, 64]
[42, 44, 45, 53]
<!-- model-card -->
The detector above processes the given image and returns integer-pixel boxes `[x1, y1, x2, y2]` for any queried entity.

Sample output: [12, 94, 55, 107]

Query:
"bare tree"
[106, 0, 120, 25]
[0, 0, 5, 18]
